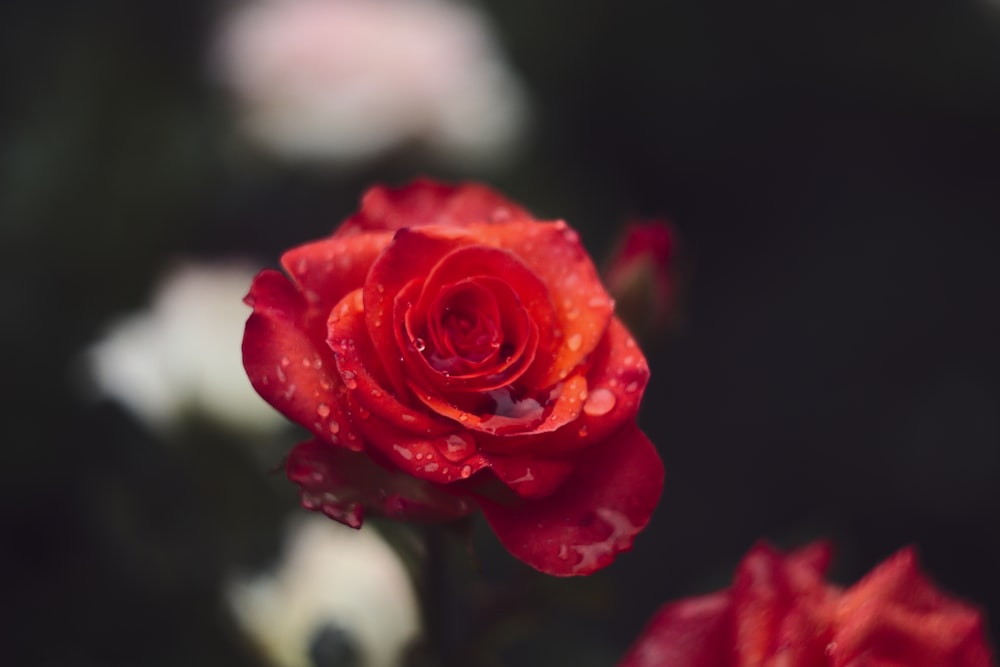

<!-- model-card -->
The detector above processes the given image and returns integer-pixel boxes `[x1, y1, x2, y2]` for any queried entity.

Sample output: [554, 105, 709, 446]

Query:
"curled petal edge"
[477, 422, 664, 576]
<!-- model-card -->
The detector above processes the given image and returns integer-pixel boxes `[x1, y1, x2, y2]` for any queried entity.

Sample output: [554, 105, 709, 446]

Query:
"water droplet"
[358, 407, 370, 419]
[401, 414, 416, 423]
[583, 388, 616, 416]
[443, 433, 474, 460]
[370, 388, 383, 398]
[424, 462, 439, 473]
[460, 465, 472, 478]
[373, 318, 382, 328]
[393, 444, 413, 461]
[413, 338, 426, 352]
[328, 420, 340, 434]
[341, 371, 357, 389]
[458, 413, 469, 422]
[280, 356, 291, 368]
[623, 355, 635, 366]
[625, 381, 639, 393]
[376, 284, 385, 293]
[567, 333, 583, 351]
[578, 425, 589, 437]
[317, 403, 331, 418]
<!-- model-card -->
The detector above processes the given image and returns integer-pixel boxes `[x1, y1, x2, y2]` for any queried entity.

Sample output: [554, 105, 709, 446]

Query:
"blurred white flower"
[227, 514, 421, 667]
[84, 259, 287, 436]
[212, 0, 530, 168]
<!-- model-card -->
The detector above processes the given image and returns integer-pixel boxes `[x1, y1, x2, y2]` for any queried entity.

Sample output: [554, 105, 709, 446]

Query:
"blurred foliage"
[2, 0, 1000, 665]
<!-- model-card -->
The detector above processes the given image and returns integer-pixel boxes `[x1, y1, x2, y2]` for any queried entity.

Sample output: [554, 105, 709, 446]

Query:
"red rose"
[617, 541, 996, 667]
[242, 179, 664, 576]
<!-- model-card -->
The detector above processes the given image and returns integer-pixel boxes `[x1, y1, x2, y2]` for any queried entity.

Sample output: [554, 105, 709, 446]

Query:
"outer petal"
[831, 548, 995, 667]
[243, 269, 360, 447]
[338, 178, 531, 235]
[616, 592, 733, 667]
[476, 423, 663, 576]
[287, 439, 473, 528]
[280, 230, 394, 330]
[732, 541, 836, 667]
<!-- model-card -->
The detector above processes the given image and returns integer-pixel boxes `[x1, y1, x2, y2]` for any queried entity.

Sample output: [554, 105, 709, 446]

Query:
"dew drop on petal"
[414, 338, 427, 352]
[328, 420, 340, 435]
[280, 356, 291, 368]
[316, 403, 330, 418]
[578, 424, 588, 437]
[460, 465, 472, 479]
[341, 371, 358, 389]
[358, 407, 370, 419]
[567, 333, 583, 351]
[625, 381, 639, 393]
[583, 388, 616, 416]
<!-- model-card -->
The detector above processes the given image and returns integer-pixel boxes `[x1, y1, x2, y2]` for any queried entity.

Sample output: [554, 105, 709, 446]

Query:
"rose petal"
[393, 278, 538, 394]
[410, 245, 556, 378]
[287, 438, 473, 528]
[243, 269, 360, 448]
[616, 592, 733, 667]
[832, 548, 994, 667]
[484, 455, 575, 499]
[477, 422, 663, 576]
[280, 230, 394, 330]
[327, 290, 494, 483]
[327, 288, 451, 438]
[479, 317, 647, 457]
[339, 178, 531, 234]
[732, 541, 838, 666]
[456, 220, 616, 388]
[364, 227, 472, 397]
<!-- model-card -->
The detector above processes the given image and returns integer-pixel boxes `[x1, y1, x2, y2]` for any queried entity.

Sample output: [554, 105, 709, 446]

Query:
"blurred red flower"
[603, 220, 680, 339]
[618, 540, 995, 666]
[243, 179, 663, 576]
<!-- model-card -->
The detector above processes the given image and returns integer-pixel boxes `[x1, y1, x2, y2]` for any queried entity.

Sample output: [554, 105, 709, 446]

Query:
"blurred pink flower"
[212, 0, 530, 168]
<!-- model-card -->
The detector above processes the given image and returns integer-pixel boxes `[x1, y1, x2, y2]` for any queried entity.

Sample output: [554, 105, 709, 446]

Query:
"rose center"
[432, 283, 502, 365]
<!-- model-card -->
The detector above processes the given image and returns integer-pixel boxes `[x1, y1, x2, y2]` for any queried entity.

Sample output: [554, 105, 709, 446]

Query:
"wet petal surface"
[477, 422, 663, 576]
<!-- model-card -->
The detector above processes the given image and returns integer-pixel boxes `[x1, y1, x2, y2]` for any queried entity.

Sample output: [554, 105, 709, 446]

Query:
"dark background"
[3, 0, 999, 665]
